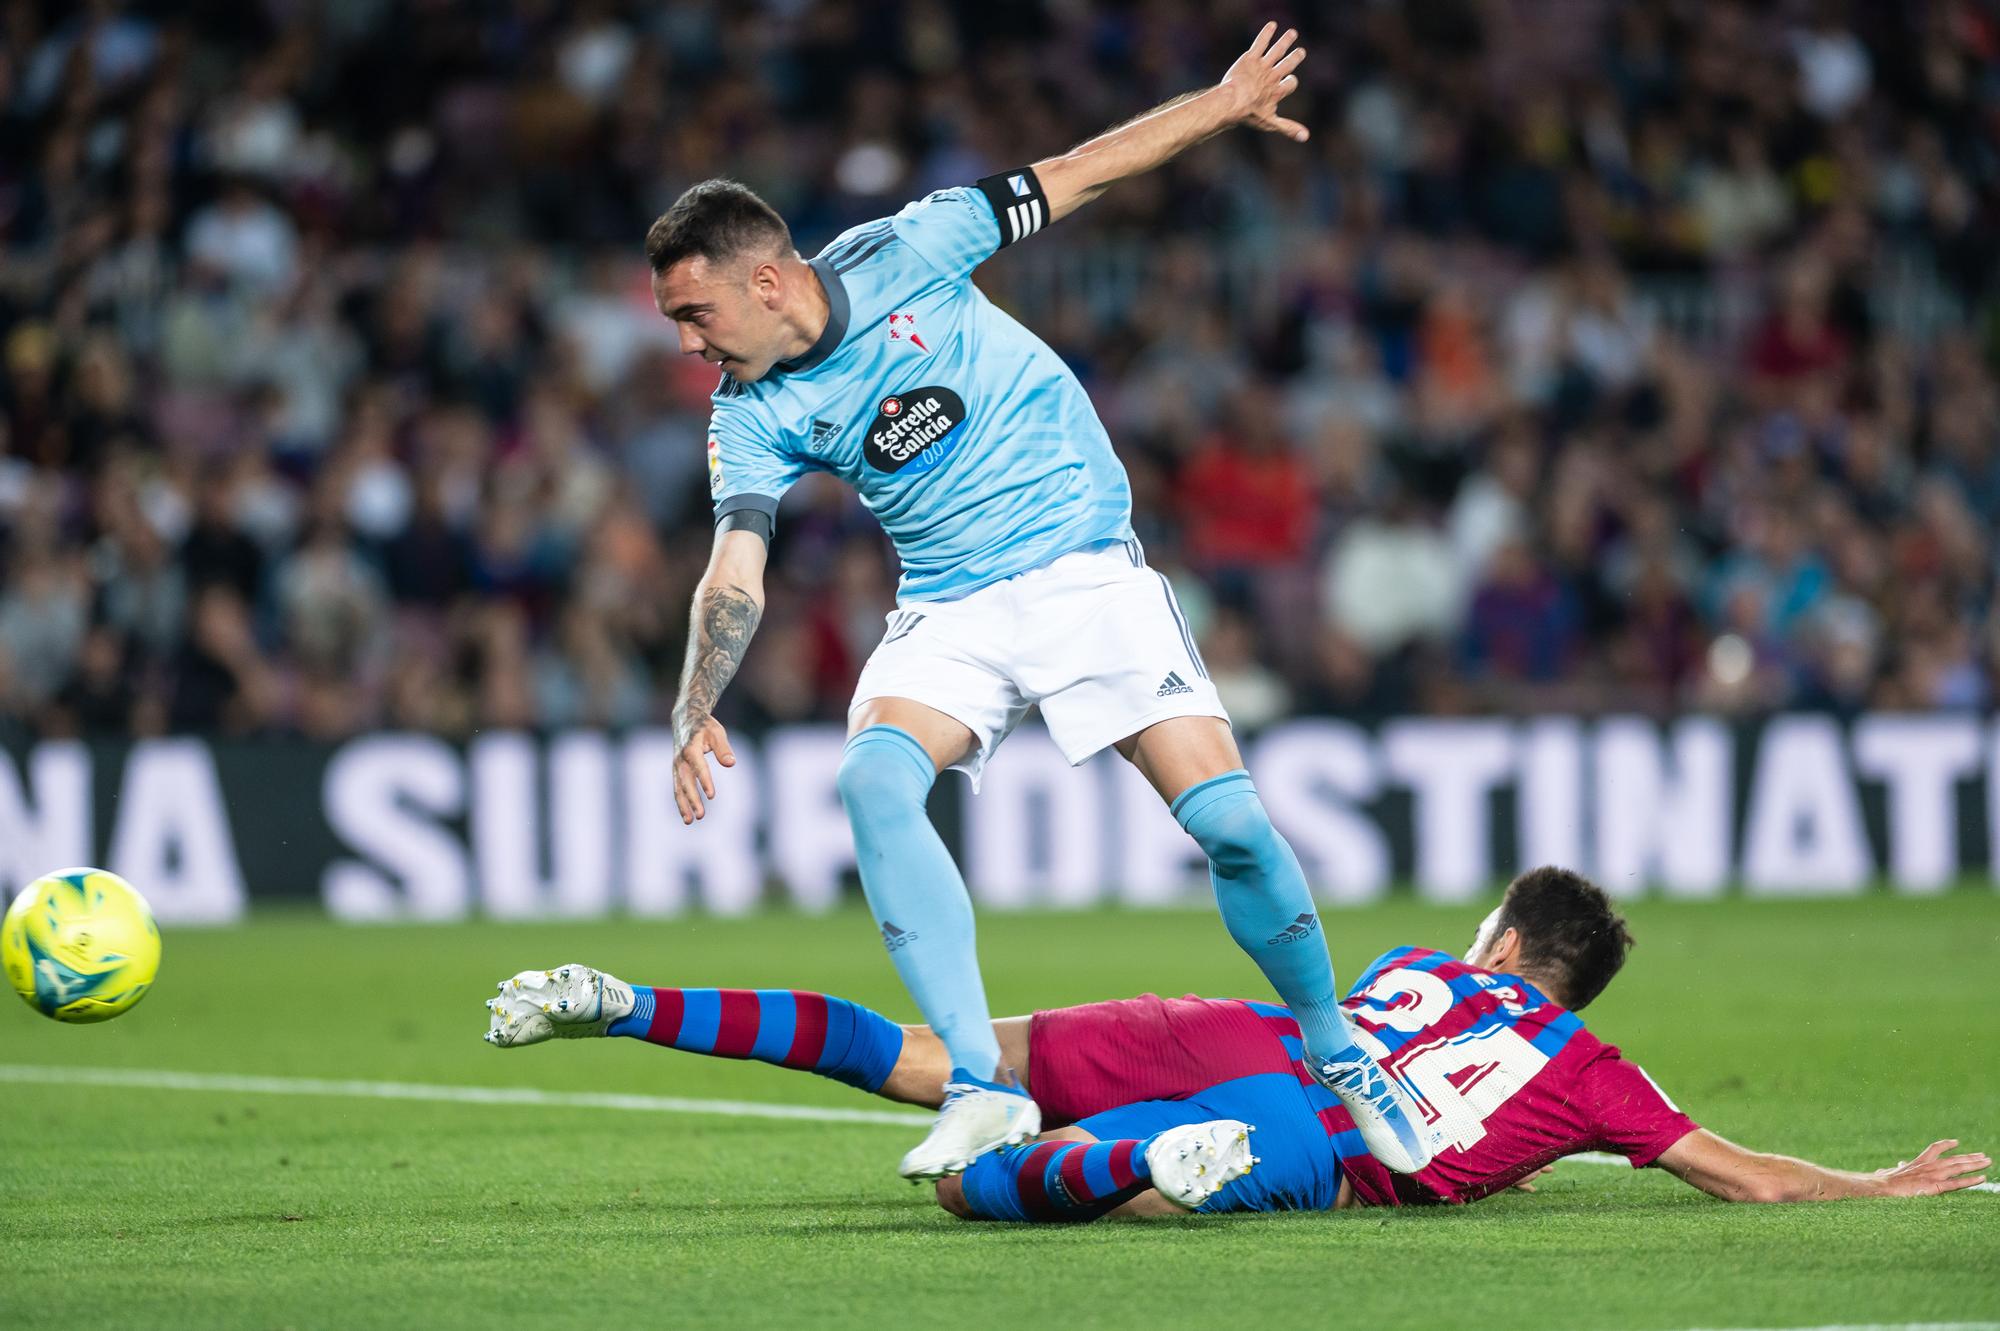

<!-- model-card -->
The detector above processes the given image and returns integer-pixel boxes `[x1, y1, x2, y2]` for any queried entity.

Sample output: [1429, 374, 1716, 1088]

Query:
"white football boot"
[1306, 1047, 1437, 1174]
[1146, 1119, 1259, 1209]
[484, 964, 635, 1047]
[897, 1071, 1043, 1180]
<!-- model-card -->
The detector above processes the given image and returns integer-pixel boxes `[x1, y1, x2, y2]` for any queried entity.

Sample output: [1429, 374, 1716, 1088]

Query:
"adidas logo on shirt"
[1266, 913, 1320, 946]
[1156, 671, 1194, 697]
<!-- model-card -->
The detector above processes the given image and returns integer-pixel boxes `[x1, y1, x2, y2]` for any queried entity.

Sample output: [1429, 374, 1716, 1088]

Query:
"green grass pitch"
[2, 891, 1996, 1331]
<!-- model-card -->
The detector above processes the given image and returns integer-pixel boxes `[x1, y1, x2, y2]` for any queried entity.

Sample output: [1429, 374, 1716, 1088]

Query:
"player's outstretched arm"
[1032, 21, 1309, 224]
[671, 529, 768, 824]
[1655, 1128, 1989, 1203]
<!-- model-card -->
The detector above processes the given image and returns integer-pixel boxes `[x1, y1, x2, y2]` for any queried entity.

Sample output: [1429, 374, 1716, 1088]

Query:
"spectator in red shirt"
[1747, 261, 1849, 402]
[1176, 384, 1316, 576]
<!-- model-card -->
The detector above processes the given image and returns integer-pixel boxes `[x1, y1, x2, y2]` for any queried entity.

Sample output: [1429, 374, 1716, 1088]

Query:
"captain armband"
[715, 494, 777, 544]
[974, 167, 1049, 248]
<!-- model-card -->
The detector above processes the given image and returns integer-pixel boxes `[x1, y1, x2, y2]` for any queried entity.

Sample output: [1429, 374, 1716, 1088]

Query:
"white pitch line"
[2, 1065, 1996, 1193]
[0, 1063, 932, 1127]
[1681, 1325, 2000, 1331]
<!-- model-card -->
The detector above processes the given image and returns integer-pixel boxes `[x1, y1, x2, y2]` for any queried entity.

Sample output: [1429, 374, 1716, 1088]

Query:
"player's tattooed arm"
[670, 530, 768, 824]
[675, 584, 761, 733]
[1032, 22, 1309, 223]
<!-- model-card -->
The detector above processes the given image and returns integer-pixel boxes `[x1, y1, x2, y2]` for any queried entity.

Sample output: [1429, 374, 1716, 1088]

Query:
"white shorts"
[850, 540, 1229, 788]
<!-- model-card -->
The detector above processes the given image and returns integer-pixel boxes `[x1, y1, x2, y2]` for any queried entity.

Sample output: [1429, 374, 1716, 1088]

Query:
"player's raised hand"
[1219, 22, 1310, 143]
[1869, 1139, 1989, 1197]
[673, 714, 737, 824]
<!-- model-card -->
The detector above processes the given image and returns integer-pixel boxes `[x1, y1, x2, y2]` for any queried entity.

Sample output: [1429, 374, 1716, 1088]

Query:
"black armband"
[715, 493, 777, 544]
[974, 167, 1049, 248]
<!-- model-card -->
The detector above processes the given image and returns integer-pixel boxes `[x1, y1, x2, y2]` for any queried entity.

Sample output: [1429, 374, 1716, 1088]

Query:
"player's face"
[653, 254, 786, 381]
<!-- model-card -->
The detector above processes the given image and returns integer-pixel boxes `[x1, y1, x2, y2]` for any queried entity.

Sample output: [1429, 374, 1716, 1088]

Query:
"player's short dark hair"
[644, 180, 792, 274]
[1494, 866, 1633, 1010]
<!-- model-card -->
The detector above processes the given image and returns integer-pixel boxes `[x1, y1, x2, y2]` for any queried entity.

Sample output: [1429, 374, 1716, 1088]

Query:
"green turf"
[2, 892, 1996, 1331]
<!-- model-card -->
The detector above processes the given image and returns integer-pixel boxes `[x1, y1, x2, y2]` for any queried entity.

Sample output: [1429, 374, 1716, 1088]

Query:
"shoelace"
[1321, 1057, 1396, 1108]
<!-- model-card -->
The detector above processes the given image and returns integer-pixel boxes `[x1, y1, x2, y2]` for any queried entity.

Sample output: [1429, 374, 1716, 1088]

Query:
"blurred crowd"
[1, 0, 1997, 742]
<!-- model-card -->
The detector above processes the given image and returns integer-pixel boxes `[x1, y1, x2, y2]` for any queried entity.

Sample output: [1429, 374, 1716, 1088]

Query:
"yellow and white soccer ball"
[2, 868, 161, 1023]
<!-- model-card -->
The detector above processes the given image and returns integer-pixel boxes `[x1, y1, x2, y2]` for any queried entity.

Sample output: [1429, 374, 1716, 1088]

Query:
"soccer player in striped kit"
[647, 22, 1434, 1182]
[486, 868, 1990, 1218]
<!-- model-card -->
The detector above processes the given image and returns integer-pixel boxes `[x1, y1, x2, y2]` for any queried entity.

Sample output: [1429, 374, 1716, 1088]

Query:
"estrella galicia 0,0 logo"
[863, 385, 966, 474]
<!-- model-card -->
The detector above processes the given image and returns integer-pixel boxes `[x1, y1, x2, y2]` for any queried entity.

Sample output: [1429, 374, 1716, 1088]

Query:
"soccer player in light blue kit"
[652, 23, 1433, 1180]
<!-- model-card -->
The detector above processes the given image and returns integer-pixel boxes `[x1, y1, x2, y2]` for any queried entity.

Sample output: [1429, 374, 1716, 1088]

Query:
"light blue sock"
[838, 725, 1002, 1081]
[1173, 769, 1356, 1061]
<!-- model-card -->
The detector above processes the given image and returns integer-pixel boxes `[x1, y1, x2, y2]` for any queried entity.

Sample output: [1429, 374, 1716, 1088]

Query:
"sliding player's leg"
[941, 1107, 1257, 1223]
[484, 963, 1033, 1110]
[484, 967, 900, 1091]
[1118, 716, 1433, 1173]
[939, 1070, 1340, 1223]
[875, 1015, 1033, 1108]
[841, 693, 1039, 1177]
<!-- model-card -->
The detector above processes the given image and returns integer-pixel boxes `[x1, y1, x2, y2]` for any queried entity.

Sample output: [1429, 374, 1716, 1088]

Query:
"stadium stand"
[1, 0, 1995, 739]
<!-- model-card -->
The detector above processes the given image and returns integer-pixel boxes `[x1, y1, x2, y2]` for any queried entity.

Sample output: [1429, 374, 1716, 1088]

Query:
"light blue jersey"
[705, 187, 1134, 602]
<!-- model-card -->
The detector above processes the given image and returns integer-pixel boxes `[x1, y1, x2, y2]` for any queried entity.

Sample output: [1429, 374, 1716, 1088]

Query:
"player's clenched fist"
[673, 714, 737, 824]
[1219, 22, 1310, 143]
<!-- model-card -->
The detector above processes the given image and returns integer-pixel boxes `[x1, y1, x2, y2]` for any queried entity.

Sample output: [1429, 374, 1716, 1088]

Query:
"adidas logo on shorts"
[1156, 671, 1194, 697]
[1266, 913, 1320, 945]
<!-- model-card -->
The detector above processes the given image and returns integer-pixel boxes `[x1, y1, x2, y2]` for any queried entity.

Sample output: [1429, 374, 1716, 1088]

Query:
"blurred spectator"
[0, 544, 87, 711]
[1177, 385, 1317, 576]
[1449, 421, 1537, 581]
[535, 603, 650, 728]
[1691, 128, 1793, 259]
[180, 465, 264, 605]
[1323, 491, 1461, 656]
[277, 519, 388, 677]
[1748, 262, 1850, 394]
[1202, 608, 1292, 732]
[49, 625, 137, 738]
[1460, 537, 1580, 688]
[184, 180, 300, 298]
[170, 585, 275, 734]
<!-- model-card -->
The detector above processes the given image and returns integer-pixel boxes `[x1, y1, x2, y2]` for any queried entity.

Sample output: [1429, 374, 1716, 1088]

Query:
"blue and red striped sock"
[958, 1137, 1157, 1223]
[606, 989, 904, 1092]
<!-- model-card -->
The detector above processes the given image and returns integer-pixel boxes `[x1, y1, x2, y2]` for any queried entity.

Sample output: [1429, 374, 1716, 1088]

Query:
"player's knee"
[834, 745, 886, 811]
[836, 729, 932, 818]
[934, 1175, 976, 1219]
[1185, 789, 1282, 878]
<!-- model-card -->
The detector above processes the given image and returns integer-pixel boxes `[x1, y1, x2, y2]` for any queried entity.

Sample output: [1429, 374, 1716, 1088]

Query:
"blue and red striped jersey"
[1246, 946, 1698, 1205]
